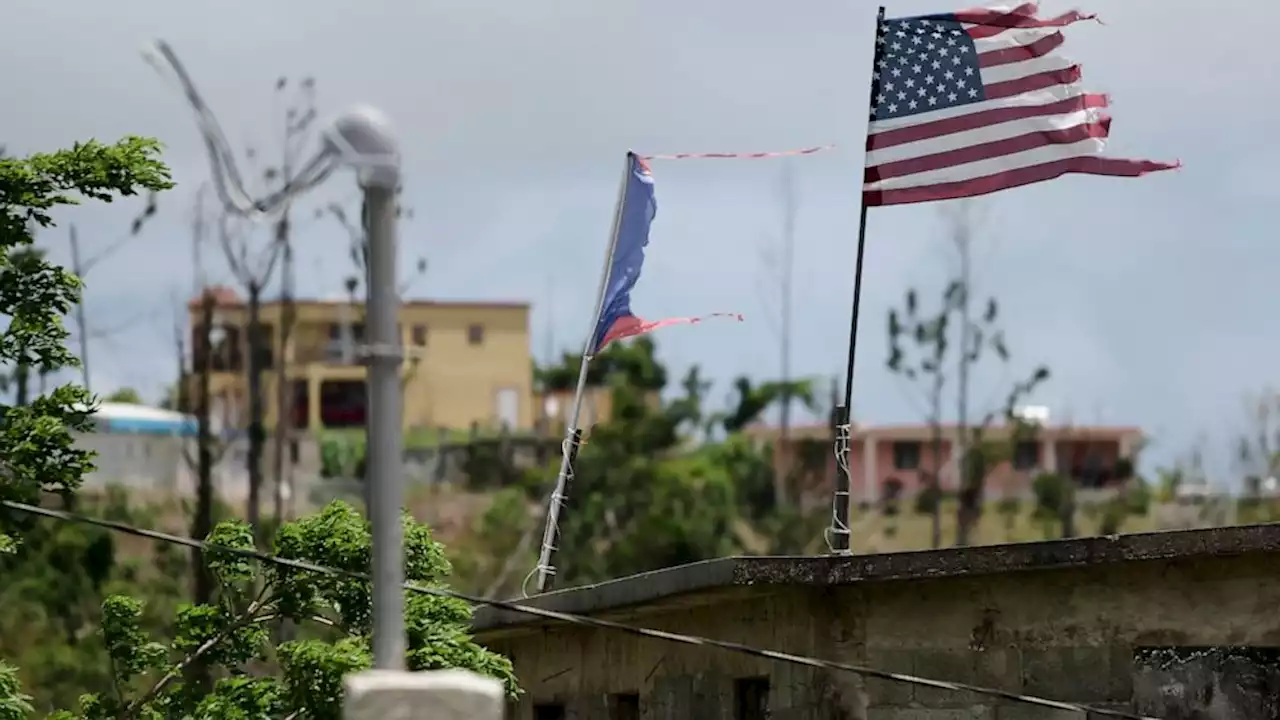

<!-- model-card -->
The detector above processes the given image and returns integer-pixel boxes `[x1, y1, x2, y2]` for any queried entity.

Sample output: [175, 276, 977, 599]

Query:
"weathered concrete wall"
[484, 553, 1280, 719]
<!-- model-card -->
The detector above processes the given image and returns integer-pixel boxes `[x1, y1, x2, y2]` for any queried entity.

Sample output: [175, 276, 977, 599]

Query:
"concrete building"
[186, 287, 535, 433]
[747, 420, 1144, 505]
[76, 401, 256, 498]
[475, 524, 1280, 719]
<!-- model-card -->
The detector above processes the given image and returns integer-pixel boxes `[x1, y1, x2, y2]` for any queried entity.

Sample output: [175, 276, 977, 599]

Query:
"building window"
[733, 677, 769, 720]
[412, 323, 428, 346]
[533, 703, 565, 720]
[468, 323, 485, 346]
[892, 441, 921, 471]
[1013, 440, 1040, 471]
[608, 693, 640, 720]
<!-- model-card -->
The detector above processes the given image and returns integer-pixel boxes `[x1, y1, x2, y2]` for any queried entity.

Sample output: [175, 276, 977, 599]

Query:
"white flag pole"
[530, 153, 633, 595]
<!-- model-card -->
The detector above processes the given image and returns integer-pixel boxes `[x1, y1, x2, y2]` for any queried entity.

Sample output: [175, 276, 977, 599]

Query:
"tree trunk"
[245, 283, 266, 543]
[1060, 484, 1077, 538]
[928, 428, 943, 548]
[192, 292, 216, 603]
[271, 223, 295, 531]
[187, 289, 216, 695]
[956, 437, 983, 546]
[15, 363, 29, 406]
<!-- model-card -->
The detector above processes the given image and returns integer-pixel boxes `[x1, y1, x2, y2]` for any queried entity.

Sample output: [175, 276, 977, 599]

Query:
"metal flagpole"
[829, 6, 886, 555]
[531, 153, 632, 595]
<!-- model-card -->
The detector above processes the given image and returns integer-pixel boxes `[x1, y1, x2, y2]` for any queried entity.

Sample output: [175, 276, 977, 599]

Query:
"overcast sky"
[4, 0, 1276, 477]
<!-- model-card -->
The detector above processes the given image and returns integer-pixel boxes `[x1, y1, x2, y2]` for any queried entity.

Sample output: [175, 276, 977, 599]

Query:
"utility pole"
[778, 162, 797, 452]
[68, 224, 91, 392]
[64, 196, 158, 396]
[179, 185, 218, 694]
[271, 230, 294, 527]
[759, 161, 798, 506]
[272, 76, 316, 532]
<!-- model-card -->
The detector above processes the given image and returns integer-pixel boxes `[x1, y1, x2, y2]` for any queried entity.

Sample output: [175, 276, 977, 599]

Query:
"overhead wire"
[0, 499, 1159, 720]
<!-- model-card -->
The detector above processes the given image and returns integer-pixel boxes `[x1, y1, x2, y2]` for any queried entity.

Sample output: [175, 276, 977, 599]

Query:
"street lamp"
[146, 40, 409, 670]
[323, 106, 406, 671]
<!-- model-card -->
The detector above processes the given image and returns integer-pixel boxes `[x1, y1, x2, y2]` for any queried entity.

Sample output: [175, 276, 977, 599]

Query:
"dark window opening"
[412, 323, 428, 346]
[1133, 647, 1280, 719]
[892, 441, 921, 471]
[1073, 446, 1112, 488]
[319, 380, 366, 428]
[1013, 441, 1040, 471]
[290, 380, 309, 430]
[609, 693, 640, 720]
[325, 321, 365, 364]
[327, 321, 366, 340]
[193, 325, 243, 372]
[733, 677, 769, 720]
[533, 703, 565, 720]
[253, 322, 275, 369]
[468, 323, 485, 346]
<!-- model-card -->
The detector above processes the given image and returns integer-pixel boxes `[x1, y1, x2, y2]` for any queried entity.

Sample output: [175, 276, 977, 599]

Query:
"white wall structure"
[76, 402, 249, 499]
[344, 670, 503, 720]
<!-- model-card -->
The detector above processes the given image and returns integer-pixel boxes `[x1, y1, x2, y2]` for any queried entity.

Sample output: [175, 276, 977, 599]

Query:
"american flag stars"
[870, 17, 986, 121]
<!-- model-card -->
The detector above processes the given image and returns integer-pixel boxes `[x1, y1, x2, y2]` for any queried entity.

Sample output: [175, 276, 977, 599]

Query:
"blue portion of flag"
[591, 153, 656, 354]
[872, 15, 985, 123]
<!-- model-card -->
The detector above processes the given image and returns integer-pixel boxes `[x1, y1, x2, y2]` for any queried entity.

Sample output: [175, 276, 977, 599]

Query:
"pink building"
[746, 421, 1144, 505]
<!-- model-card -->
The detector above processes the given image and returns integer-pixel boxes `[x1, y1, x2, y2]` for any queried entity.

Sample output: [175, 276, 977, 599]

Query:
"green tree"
[1236, 388, 1280, 495]
[533, 337, 667, 394]
[157, 384, 178, 410]
[534, 336, 818, 585]
[1031, 472, 1073, 538]
[0, 137, 172, 553]
[719, 377, 817, 435]
[0, 490, 185, 713]
[2, 502, 517, 718]
[102, 387, 143, 405]
[886, 285, 954, 548]
[0, 139, 516, 715]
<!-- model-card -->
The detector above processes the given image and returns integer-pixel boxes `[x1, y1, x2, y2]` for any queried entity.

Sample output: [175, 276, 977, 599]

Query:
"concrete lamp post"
[323, 106, 406, 671]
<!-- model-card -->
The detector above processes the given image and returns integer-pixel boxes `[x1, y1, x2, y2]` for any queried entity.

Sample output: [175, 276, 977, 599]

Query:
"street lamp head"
[323, 105, 401, 190]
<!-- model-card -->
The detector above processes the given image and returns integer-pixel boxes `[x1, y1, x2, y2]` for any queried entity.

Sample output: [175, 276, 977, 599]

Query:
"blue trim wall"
[96, 416, 198, 437]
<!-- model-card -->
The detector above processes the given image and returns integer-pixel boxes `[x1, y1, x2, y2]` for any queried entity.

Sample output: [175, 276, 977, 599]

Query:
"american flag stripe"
[868, 92, 1109, 152]
[866, 114, 1109, 181]
[957, 2, 1097, 39]
[865, 156, 1171, 206]
[975, 29, 1064, 66]
[864, 3, 1176, 207]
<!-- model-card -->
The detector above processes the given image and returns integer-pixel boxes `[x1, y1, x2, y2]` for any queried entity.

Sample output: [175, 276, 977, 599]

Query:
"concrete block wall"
[486, 553, 1280, 719]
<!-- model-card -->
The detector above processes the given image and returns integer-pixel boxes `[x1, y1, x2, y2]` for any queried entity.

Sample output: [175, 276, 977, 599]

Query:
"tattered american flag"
[863, 2, 1178, 206]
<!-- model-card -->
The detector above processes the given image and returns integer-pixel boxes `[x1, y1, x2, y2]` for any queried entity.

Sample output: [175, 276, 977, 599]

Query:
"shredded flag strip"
[863, 2, 1178, 206]
[590, 153, 742, 354]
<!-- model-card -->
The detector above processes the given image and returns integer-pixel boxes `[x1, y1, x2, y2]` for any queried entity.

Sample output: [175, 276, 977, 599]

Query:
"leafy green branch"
[4, 502, 517, 720]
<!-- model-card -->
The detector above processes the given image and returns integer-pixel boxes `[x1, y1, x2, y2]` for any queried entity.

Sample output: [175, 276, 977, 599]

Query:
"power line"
[0, 499, 1156, 720]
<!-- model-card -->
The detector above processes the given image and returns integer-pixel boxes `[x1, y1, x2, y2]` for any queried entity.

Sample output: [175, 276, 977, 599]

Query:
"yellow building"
[186, 286, 534, 434]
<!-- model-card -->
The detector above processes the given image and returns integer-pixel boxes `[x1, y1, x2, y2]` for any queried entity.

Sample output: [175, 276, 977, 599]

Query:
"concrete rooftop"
[472, 522, 1280, 633]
